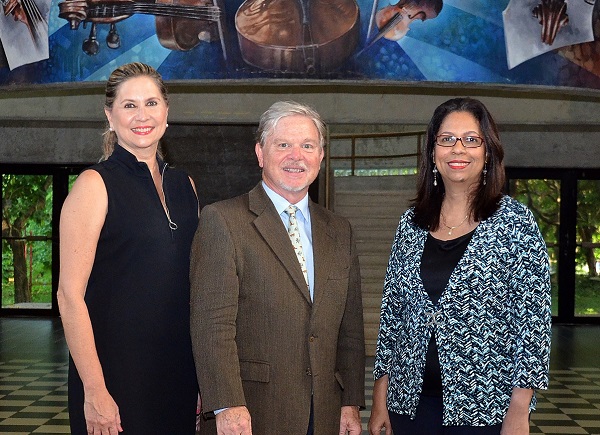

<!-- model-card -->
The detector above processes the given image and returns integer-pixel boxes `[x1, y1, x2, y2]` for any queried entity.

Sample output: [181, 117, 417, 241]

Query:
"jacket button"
[309, 335, 315, 342]
[306, 368, 312, 376]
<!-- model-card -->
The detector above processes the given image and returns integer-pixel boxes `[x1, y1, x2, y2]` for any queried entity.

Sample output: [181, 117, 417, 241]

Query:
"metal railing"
[324, 130, 425, 209]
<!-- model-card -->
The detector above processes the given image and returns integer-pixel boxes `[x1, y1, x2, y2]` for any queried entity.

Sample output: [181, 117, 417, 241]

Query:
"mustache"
[282, 162, 308, 170]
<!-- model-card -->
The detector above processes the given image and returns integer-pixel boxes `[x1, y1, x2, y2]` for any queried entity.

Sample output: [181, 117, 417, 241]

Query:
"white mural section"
[504, 0, 595, 69]
[0, 0, 50, 69]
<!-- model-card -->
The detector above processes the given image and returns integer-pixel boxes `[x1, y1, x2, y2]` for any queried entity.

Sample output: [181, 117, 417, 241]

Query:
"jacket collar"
[249, 183, 313, 304]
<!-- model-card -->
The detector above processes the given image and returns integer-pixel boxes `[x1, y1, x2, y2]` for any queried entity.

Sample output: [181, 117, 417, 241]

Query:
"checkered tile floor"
[529, 368, 600, 435]
[360, 363, 600, 434]
[1, 360, 599, 434]
[0, 359, 69, 434]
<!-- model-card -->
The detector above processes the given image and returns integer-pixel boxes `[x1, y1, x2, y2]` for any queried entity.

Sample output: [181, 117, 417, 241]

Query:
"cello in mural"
[234, 0, 360, 74]
[57, 0, 227, 56]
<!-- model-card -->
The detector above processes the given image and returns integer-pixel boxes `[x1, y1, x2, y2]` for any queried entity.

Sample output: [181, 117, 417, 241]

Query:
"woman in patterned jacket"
[368, 97, 551, 435]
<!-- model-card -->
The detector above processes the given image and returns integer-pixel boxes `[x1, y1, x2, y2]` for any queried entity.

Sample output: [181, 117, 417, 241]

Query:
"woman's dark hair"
[412, 97, 505, 230]
[102, 62, 169, 159]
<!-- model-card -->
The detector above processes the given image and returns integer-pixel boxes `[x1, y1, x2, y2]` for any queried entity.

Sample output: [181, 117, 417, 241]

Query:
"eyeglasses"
[435, 134, 484, 148]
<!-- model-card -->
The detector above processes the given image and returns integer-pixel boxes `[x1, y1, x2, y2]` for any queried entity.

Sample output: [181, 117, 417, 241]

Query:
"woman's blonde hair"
[102, 62, 169, 160]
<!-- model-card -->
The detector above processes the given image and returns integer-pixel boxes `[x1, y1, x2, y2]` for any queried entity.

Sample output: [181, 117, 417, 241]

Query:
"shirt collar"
[262, 181, 310, 222]
[110, 144, 164, 178]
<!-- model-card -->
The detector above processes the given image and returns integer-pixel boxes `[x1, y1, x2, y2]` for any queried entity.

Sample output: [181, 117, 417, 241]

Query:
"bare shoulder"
[188, 176, 198, 195]
[61, 169, 107, 226]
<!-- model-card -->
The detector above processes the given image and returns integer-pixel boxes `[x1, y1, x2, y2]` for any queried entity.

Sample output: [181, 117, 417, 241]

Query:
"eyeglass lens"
[436, 135, 483, 147]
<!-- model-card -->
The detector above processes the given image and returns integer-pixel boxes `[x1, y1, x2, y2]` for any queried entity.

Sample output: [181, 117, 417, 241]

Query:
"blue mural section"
[1, 0, 600, 89]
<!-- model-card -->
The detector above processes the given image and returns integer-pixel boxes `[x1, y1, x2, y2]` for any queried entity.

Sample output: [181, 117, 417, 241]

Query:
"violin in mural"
[57, 0, 227, 56]
[234, 0, 359, 74]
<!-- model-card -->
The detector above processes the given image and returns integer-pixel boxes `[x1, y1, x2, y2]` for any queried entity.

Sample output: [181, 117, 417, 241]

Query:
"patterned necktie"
[285, 205, 309, 288]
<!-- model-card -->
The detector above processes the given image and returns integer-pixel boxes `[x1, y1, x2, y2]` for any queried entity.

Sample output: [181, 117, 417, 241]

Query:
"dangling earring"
[433, 164, 438, 187]
[482, 162, 488, 186]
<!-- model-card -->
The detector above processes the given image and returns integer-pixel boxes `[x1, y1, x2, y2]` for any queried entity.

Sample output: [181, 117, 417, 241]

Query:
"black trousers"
[389, 396, 502, 435]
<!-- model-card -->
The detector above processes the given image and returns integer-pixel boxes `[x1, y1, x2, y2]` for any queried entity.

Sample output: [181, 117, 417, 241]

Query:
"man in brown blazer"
[190, 101, 365, 435]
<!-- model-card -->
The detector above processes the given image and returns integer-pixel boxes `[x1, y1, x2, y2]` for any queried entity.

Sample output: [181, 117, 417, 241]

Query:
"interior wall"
[161, 124, 261, 205]
[2, 81, 600, 203]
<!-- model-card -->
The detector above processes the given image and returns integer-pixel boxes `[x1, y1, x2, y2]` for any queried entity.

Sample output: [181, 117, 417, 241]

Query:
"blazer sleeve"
[508, 206, 552, 390]
[336, 221, 367, 408]
[190, 203, 246, 414]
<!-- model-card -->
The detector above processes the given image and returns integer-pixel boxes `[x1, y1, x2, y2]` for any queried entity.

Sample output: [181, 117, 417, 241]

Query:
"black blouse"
[419, 229, 475, 396]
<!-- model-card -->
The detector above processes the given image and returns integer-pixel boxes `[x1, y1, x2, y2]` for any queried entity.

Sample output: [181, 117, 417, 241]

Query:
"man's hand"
[339, 405, 362, 435]
[216, 406, 252, 435]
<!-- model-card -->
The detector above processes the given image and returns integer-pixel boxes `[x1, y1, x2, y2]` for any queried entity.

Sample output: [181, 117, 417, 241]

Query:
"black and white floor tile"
[1, 319, 599, 434]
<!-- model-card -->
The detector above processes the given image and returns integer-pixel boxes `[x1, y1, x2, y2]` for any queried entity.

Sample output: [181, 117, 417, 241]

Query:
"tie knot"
[285, 205, 298, 217]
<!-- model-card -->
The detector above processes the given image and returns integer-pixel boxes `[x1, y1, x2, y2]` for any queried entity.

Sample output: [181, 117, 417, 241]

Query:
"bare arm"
[368, 375, 392, 435]
[501, 387, 533, 435]
[57, 170, 122, 433]
[188, 176, 200, 218]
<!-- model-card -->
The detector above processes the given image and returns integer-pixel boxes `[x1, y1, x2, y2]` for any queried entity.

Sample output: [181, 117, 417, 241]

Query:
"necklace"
[441, 214, 469, 236]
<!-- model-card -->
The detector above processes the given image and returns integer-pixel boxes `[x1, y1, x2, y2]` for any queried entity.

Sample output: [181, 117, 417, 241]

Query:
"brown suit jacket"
[190, 183, 365, 434]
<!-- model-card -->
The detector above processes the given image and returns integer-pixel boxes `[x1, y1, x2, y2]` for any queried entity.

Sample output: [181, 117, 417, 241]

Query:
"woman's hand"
[368, 375, 393, 434]
[501, 387, 533, 435]
[84, 387, 123, 434]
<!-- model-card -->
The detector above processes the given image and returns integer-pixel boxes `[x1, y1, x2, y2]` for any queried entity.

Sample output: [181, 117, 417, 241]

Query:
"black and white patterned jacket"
[373, 195, 552, 426]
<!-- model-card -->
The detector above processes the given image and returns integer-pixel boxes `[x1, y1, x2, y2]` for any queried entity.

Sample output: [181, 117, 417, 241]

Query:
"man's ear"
[255, 142, 264, 168]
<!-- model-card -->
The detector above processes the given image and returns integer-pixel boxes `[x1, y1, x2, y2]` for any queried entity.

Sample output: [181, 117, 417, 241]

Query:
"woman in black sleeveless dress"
[58, 63, 199, 434]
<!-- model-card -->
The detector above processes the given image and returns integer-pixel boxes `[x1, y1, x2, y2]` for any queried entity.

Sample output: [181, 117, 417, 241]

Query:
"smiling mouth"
[284, 167, 305, 173]
[448, 162, 469, 169]
[131, 127, 153, 134]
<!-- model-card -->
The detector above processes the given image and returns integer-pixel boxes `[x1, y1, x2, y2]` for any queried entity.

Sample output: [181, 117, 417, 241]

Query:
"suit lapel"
[310, 203, 334, 313]
[249, 184, 312, 304]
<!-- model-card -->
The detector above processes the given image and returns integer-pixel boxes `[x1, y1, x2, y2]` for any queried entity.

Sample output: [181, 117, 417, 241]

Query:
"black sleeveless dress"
[67, 145, 199, 434]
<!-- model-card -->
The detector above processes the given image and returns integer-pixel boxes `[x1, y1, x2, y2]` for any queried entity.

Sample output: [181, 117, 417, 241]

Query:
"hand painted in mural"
[234, 0, 360, 74]
[374, 0, 441, 41]
[356, 0, 441, 57]
[57, 0, 227, 56]
[532, 0, 569, 45]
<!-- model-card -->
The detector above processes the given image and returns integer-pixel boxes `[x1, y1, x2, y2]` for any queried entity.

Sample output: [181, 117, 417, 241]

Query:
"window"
[507, 169, 600, 323]
[508, 177, 560, 316]
[575, 179, 600, 316]
[1, 165, 85, 316]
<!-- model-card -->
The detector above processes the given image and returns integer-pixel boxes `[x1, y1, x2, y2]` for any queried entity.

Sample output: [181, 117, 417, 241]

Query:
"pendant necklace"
[441, 214, 469, 236]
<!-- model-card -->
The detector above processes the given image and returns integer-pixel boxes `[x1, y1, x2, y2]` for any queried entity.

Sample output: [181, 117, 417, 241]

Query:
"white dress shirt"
[262, 182, 315, 301]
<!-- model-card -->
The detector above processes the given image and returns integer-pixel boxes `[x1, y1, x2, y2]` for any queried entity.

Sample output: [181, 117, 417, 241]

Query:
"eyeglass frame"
[435, 134, 484, 148]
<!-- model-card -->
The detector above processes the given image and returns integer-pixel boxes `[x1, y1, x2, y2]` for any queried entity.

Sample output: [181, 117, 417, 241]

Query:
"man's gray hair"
[256, 101, 326, 148]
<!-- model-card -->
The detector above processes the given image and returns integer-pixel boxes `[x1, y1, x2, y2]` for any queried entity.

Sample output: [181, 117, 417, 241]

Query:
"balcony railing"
[324, 130, 425, 209]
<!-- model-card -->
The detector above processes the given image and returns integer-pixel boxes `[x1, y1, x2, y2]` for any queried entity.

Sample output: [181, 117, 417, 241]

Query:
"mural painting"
[1, 0, 600, 89]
